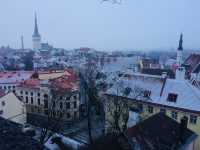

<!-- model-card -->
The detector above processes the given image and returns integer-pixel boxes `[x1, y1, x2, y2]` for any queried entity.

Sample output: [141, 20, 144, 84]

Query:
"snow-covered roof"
[106, 73, 200, 113]
[44, 134, 82, 150]
[102, 56, 139, 73]
[0, 71, 34, 84]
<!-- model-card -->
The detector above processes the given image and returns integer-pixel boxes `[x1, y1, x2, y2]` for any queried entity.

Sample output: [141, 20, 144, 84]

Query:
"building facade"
[16, 70, 80, 124]
[104, 72, 200, 150]
[0, 92, 26, 124]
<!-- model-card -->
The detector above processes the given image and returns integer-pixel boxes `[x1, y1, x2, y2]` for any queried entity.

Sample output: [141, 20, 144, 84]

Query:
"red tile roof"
[184, 54, 200, 72]
[19, 69, 79, 92]
[20, 79, 40, 89]
[50, 70, 79, 92]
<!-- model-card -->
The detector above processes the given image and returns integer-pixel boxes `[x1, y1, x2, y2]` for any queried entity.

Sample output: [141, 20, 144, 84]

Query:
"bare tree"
[105, 79, 144, 134]
[39, 93, 64, 145]
[79, 61, 100, 144]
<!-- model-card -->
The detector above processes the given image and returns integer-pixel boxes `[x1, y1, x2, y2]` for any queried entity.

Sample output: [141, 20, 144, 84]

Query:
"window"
[66, 96, 70, 101]
[144, 90, 151, 98]
[190, 115, 197, 124]
[137, 104, 143, 112]
[26, 97, 28, 103]
[38, 99, 40, 105]
[73, 95, 77, 100]
[60, 102, 63, 109]
[31, 97, 33, 104]
[44, 110, 48, 115]
[21, 96, 23, 100]
[74, 112, 77, 118]
[167, 93, 178, 102]
[31, 92, 33, 96]
[38, 93, 40, 97]
[66, 102, 70, 109]
[171, 111, 178, 120]
[20, 91, 23, 94]
[74, 101, 77, 109]
[60, 112, 63, 118]
[0, 110, 3, 115]
[4, 86, 6, 90]
[147, 105, 153, 113]
[44, 100, 48, 108]
[44, 94, 48, 99]
[25, 91, 28, 95]
[8, 86, 11, 90]
[31, 107, 34, 112]
[53, 101, 56, 108]
[160, 108, 166, 114]
[12, 86, 15, 89]
[1, 101, 5, 106]
[52, 111, 56, 117]
[60, 96, 63, 100]
[66, 113, 71, 118]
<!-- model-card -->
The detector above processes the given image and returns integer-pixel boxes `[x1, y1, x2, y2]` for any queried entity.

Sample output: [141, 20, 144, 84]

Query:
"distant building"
[139, 58, 161, 70]
[0, 71, 35, 93]
[127, 113, 198, 150]
[184, 54, 200, 81]
[141, 68, 175, 79]
[32, 13, 41, 50]
[41, 42, 53, 51]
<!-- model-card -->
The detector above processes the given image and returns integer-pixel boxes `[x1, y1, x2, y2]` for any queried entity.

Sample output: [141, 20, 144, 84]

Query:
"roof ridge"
[186, 81, 200, 100]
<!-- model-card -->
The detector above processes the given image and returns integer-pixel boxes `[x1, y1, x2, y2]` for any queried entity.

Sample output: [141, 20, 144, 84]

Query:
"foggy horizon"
[1, 0, 200, 51]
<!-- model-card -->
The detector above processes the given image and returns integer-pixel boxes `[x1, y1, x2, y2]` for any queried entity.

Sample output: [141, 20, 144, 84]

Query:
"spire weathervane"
[178, 33, 183, 51]
[33, 12, 40, 37]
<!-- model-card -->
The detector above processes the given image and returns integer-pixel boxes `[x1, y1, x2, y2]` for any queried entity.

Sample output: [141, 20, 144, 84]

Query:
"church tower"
[176, 34, 185, 80]
[176, 33, 183, 66]
[32, 13, 41, 50]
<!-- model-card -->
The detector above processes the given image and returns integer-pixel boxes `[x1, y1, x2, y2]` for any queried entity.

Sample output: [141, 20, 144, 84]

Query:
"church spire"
[32, 12, 41, 50]
[178, 33, 183, 51]
[33, 12, 40, 37]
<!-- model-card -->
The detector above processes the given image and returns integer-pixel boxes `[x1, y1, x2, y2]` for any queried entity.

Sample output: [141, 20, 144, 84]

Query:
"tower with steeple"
[32, 13, 41, 50]
[176, 33, 183, 66]
[176, 34, 185, 80]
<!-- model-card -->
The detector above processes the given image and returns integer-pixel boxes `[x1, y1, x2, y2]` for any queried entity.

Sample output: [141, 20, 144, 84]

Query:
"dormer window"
[0, 110, 3, 115]
[167, 93, 178, 102]
[144, 90, 151, 98]
[1, 101, 5, 106]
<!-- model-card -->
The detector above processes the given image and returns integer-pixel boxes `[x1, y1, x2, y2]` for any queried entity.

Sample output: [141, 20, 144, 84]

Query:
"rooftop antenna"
[21, 36, 24, 50]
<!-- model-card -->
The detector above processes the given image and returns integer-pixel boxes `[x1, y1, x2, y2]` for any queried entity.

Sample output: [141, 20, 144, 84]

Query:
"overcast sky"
[0, 0, 200, 51]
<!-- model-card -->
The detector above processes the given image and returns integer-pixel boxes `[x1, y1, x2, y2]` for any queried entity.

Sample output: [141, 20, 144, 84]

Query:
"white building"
[0, 92, 26, 124]
[0, 71, 34, 93]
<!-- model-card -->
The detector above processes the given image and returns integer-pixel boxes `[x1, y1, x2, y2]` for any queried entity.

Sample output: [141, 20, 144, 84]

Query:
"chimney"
[179, 116, 188, 143]
[161, 72, 167, 78]
[176, 67, 186, 80]
[160, 72, 168, 97]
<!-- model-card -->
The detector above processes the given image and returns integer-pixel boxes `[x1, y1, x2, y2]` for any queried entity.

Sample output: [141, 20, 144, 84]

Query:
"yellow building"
[105, 72, 200, 150]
